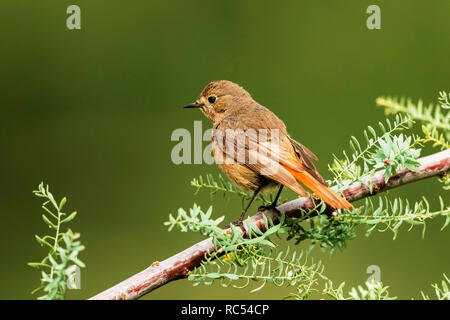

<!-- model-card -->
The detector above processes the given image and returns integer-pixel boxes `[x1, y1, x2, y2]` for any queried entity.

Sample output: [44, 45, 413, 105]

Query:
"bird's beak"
[183, 102, 204, 109]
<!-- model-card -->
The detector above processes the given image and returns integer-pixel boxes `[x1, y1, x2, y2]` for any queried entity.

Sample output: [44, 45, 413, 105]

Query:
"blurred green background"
[0, 0, 448, 299]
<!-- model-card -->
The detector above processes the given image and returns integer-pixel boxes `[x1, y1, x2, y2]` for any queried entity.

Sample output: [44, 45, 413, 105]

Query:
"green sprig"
[28, 183, 85, 300]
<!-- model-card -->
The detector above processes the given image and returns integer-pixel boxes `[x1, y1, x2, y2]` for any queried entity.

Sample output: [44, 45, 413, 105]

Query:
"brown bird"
[184, 80, 353, 224]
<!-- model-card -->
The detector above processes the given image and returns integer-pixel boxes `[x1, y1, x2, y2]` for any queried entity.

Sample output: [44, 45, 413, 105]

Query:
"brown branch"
[90, 149, 450, 300]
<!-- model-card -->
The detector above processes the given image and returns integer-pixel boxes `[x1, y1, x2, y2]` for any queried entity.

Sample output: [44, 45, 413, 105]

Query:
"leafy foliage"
[338, 196, 450, 240]
[376, 95, 449, 132]
[422, 124, 449, 150]
[282, 195, 449, 252]
[165, 200, 449, 299]
[165, 204, 327, 299]
[28, 183, 85, 300]
[327, 114, 419, 191]
[371, 134, 421, 182]
[438, 91, 450, 110]
[283, 202, 356, 253]
[421, 274, 450, 300]
[377, 92, 449, 191]
[323, 279, 396, 300]
[439, 172, 450, 191]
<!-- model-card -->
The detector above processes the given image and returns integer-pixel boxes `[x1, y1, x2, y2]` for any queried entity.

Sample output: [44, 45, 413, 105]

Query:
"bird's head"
[184, 80, 253, 123]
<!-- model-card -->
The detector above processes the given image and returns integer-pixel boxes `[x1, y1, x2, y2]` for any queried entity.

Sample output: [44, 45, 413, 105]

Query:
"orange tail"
[285, 167, 353, 210]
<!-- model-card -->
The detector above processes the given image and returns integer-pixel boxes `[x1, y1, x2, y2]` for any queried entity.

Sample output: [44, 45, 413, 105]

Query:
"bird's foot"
[258, 204, 281, 216]
[223, 217, 245, 231]
[232, 218, 245, 230]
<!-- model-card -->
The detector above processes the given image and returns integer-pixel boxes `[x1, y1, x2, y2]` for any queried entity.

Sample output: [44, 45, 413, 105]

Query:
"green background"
[0, 0, 448, 299]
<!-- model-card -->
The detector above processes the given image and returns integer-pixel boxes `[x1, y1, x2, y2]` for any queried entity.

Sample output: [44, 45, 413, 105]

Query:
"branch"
[90, 149, 450, 300]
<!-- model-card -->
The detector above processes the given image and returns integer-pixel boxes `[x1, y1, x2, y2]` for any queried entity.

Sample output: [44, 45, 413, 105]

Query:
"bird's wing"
[212, 121, 309, 197]
[287, 137, 327, 186]
[213, 122, 352, 209]
[288, 137, 319, 160]
[259, 136, 352, 209]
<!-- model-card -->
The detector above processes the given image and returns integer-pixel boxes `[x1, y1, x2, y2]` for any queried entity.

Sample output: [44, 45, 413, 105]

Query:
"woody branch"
[90, 149, 450, 300]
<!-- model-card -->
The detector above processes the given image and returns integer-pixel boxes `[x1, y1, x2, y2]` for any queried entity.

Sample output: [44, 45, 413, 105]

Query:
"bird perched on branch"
[184, 80, 353, 225]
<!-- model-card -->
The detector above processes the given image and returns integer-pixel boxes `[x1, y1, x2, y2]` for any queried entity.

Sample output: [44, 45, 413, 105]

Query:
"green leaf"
[61, 211, 77, 224]
[27, 262, 51, 269]
[42, 214, 57, 229]
[441, 216, 450, 231]
[58, 197, 67, 211]
[35, 235, 54, 249]
[224, 274, 239, 280]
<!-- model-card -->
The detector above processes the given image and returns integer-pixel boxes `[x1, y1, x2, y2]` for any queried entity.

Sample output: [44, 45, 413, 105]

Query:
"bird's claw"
[258, 204, 281, 216]
[223, 218, 245, 231]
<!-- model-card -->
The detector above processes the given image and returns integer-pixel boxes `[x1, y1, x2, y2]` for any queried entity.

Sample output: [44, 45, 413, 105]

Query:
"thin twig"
[90, 149, 450, 300]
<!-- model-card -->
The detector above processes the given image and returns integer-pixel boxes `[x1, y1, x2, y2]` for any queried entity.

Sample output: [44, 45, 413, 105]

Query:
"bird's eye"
[208, 96, 216, 104]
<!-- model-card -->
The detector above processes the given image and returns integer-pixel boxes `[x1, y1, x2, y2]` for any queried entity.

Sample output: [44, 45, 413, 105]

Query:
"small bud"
[383, 158, 391, 165]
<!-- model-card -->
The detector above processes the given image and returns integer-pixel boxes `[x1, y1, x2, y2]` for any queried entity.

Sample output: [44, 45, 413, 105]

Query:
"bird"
[184, 80, 353, 225]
